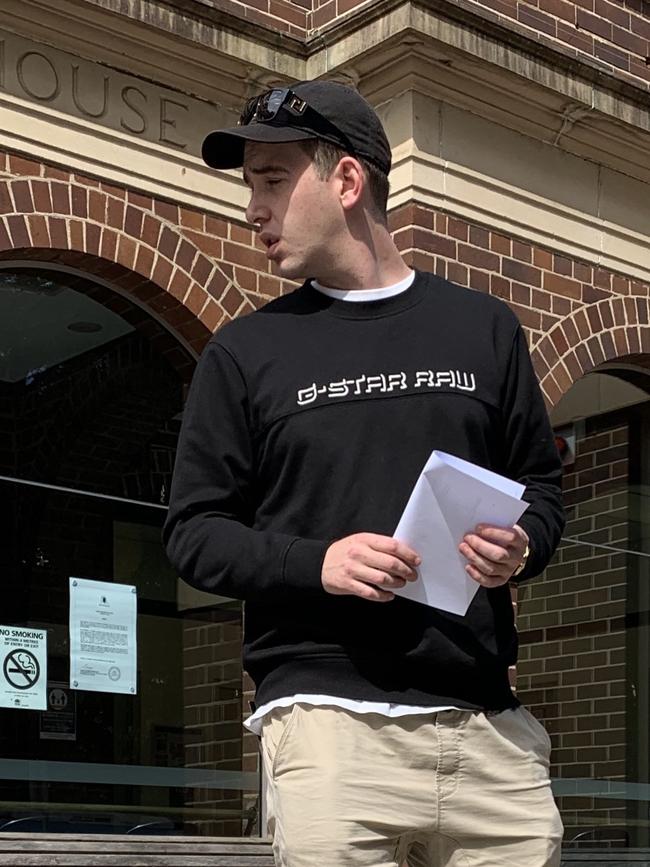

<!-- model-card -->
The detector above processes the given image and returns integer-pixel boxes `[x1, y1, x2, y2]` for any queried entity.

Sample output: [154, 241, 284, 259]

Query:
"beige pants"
[261, 705, 563, 867]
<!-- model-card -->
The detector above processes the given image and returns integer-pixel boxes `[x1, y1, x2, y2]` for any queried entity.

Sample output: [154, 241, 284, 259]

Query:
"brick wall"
[170, 1, 650, 86]
[517, 413, 629, 839]
[472, 0, 650, 87]
[183, 613, 247, 836]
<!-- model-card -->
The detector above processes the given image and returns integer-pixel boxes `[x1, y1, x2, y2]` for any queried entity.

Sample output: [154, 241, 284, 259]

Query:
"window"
[0, 268, 259, 836]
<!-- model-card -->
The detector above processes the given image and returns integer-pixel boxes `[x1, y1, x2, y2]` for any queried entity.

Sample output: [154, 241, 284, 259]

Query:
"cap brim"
[202, 125, 316, 169]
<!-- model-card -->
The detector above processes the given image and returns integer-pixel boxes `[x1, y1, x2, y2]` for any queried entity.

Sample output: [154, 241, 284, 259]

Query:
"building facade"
[1, 0, 650, 861]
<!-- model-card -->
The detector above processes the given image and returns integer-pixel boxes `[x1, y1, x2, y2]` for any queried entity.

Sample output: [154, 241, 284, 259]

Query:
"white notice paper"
[69, 578, 137, 695]
[0, 625, 47, 710]
[393, 451, 529, 615]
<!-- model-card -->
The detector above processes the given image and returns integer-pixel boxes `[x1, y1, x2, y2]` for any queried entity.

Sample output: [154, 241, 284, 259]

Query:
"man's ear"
[336, 156, 364, 212]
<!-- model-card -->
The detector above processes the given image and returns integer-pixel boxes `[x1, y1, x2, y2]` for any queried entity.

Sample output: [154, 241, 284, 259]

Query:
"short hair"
[300, 139, 389, 223]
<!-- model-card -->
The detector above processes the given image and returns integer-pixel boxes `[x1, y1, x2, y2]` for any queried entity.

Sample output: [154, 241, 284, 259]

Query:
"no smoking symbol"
[4, 649, 40, 690]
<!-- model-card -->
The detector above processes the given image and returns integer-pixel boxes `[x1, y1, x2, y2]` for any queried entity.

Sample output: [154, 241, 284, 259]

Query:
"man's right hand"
[321, 533, 421, 602]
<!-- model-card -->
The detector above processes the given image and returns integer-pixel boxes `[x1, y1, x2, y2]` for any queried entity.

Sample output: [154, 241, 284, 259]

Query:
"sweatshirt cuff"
[281, 538, 330, 594]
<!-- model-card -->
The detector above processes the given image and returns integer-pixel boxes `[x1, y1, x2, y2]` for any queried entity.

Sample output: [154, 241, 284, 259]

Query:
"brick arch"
[0, 168, 254, 353]
[531, 296, 650, 408]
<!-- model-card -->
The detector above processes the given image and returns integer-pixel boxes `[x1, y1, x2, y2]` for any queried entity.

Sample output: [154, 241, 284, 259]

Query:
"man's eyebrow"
[242, 164, 289, 184]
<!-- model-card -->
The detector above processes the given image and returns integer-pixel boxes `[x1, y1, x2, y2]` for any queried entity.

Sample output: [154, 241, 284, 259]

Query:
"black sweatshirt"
[163, 271, 564, 711]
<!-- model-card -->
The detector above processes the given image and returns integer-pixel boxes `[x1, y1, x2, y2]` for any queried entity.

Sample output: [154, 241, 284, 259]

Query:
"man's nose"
[245, 194, 269, 227]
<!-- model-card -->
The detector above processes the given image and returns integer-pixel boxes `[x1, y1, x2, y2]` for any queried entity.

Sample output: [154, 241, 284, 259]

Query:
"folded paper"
[393, 451, 528, 615]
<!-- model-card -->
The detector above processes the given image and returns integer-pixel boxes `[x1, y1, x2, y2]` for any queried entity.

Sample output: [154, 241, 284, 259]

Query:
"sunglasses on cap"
[239, 87, 356, 154]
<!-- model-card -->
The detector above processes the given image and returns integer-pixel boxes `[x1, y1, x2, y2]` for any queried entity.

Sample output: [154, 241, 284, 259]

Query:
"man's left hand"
[459, 524, 529, 588]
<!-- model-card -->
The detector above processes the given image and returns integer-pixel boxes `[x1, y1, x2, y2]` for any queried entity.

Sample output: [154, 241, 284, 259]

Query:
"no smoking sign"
[0, 626, 47, 710]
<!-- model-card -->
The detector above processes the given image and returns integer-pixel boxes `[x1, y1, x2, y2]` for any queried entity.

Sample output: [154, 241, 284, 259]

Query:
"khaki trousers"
[261, 704, 563, 867]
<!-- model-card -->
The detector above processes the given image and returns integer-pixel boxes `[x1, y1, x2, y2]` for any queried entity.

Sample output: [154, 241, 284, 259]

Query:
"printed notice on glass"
[0, 624, 47, 710]
[69, 578, 137, 695]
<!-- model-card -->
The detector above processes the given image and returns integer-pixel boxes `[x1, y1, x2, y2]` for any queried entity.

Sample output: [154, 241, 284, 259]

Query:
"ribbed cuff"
[281, 537, 330, 594]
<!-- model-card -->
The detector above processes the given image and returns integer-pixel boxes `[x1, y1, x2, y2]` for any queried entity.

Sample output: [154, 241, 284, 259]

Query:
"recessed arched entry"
[0, 263, 258, 838]
[515, 358, 650, 852]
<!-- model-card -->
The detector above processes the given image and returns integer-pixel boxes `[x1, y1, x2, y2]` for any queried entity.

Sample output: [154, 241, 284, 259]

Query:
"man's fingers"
[474, 525, 519, 547]
[353, 565, 408, 590]
[362, 551, 418, 581]
[462, 535, 512, 566]
[351, 580, 396, 603]
[360, 533, 421, 567]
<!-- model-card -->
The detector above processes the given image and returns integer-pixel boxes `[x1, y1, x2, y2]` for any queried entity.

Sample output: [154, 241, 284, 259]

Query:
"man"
[163, 80, 565, 866]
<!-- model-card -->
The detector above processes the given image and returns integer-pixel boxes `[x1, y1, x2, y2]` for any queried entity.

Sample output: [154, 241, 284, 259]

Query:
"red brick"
[206, 269, 229, 300]
[68, 219, 84, 252]
[27, 214, 50, 247]
[470, 268, 490, 293]
[595, 41, 630, 69]
[337, 0, 365, 13]
[413, 229, 456, 258]
[107, 197, 125, 230]
[311, 0, 336, 28]
[543, 271, 582, 299]
[141, 214, 160, 247]
[154, 199, 179, 223]
[116, 234, 137, 269]
[126, 189, 152, 210]
[202, 299, 224, 332]
[48, 217, 68, 249]
[159, 226, 180, 259]
[518, 3, 558, 36]
[73, 172, 100, 188]
[595, 0, 630, 28]
[512, 240, 532, 262]
[269, 0, 306, 27]
[191, 255, 213, 285]
[6, 214, 29, 247]
[124, 205, 143, 238]
[469, 225, 490, 249]
[100, 181, 126, 199]
[169, 270, 192, 302]
[100, 228, 118, 261]
[176, 239, 197, 273]
[180, 207, 205, 231]
[42, 165, 69, 181]
[222, 240, 269, 271]
[611, 24, 648, 55]
[152, 255, 173, 289]
[0, 184, 13, 214]
[594, 268, 612, 290]
[9, 154, 42, 176]
[234, 267, 258, 292]
[557, 20, 595, 51]
[512, 282, 531, 306]
[576, 8, 613, 38]
[537, 0, 575, 21]
[0, 219, 11, 249]
[458, 243, 500, 270]
[85, 222, 101, 254]
[222, 285, 244, 316]
[447, 262, 468, 285]
[135, 243, 155, 278]
[503, 258, 542, 287]
[88, 190, 106, 223]
[11, 180, 34, 213]
[448, 217, 468, 241]
[491, 274, 511, 300]
[71, 186, 88, 218]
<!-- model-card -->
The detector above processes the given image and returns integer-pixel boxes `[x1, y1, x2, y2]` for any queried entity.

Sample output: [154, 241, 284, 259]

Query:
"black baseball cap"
[202, 80, 392, 175]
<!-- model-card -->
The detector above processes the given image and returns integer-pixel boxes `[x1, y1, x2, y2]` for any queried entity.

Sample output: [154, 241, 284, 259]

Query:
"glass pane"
[0, 267, 259, 836]
[524, 370, 650, 858]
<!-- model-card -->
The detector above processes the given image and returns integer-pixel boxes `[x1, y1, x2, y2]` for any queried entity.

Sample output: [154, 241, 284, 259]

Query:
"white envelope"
[393, 450, 529, 615]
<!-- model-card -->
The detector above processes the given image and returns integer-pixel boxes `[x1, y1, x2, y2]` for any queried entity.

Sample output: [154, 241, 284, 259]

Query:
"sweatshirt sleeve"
[162, 339, 329, 602]
[501, 325, 566, 580]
